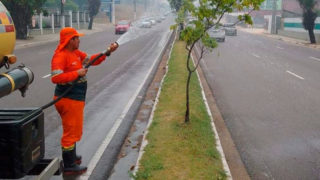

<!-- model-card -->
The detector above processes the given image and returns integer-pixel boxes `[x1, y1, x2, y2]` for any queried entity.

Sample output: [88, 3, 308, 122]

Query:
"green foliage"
[44, 0, 79, 11]
[177, 0, 264, 51]
[297, 0, 318, 43]
[297, 0, 318, 30]
[297, 0, 317, 9]
[88, 0, 101, 17]
[2, 0, 47, 15]
[74, 0, 88, 10]
[2, 0, 47, 39]
[238, 14, 253, 25]
[168, 0, 183, 11]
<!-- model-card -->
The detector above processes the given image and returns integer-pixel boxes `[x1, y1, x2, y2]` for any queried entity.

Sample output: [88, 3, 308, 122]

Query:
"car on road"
[115, 20, 131, 34]
[223, 23, 237, 36]
[140, 20, 152, 28]
[208, 27, 225, 42]
[150, 19, 156, 26]
[156, 17, 162, 23]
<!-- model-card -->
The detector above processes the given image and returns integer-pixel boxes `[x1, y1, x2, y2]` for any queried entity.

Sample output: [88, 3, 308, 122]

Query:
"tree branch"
[191, 43, 205, 72]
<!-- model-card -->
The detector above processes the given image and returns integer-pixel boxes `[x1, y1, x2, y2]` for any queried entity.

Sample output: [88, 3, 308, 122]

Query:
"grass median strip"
[134, 40, 227, 180]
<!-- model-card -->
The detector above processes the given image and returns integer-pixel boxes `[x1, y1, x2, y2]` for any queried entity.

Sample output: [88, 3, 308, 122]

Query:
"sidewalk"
[15, 23, 111, 49]
[238, 27, 320, 50]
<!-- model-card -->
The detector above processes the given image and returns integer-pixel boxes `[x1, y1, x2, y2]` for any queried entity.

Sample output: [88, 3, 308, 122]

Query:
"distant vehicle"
[223, 23, 237, 36]
[115, 20, 131, 34]
[156, 17, 162, 23]
[141, 20, 152, 28]
[208, 27, 225, 42]
[149, 19, 156, 25]
[161, 16, 166, 20]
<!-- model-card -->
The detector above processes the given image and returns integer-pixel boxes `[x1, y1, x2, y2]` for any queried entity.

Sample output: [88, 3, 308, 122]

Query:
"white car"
[208, 28, 225, 42]
[223, 23, 237, 36]
[141, 21, 152, 28]
[149, 19, 156, 25]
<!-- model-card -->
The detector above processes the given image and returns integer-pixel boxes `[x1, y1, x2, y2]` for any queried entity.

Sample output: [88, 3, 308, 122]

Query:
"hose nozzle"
[105, 42, 119, 56]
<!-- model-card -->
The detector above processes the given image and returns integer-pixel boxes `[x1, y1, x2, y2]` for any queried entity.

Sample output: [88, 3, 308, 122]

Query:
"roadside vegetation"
[133, 40, 226, 180]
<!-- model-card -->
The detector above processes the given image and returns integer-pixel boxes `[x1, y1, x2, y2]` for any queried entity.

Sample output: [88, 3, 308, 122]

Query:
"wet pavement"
[9, 22, 319, 180]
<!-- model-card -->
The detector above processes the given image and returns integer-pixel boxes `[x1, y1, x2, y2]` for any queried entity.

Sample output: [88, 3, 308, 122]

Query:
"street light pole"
[134, 0, 136, 20]
[271, 0, 277, 34]
[61, 0, 65, 28]
[144, 0, 147, 12]
[112, 0, 115, 24]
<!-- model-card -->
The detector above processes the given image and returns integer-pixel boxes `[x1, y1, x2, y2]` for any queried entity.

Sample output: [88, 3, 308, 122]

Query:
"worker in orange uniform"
[51, 27, 117, 175]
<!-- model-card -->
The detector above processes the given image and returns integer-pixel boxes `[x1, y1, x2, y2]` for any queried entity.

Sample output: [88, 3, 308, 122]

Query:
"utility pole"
[271, 0, 277, 34]
[134, 0, 136, 20]
[112, 0, 115, 24]
[61, 0, 65, 28]
[144, 0, 147, 12]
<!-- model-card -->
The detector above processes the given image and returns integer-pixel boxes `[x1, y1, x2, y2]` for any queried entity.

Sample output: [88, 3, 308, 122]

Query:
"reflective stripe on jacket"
[51, 49, 106, 101]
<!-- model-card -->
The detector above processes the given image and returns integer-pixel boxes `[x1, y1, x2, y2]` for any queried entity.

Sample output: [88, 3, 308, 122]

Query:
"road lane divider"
[309, 56, 320, 62]
[252, 53, 260, 58]
[286, 70, 304, 80]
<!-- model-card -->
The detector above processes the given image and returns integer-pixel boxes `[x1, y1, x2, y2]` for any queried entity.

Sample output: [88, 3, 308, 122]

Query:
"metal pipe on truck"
[0, 66, 34, 98]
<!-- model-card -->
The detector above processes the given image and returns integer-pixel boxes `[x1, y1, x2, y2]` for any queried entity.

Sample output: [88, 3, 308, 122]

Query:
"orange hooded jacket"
[51, 49, 106, 101]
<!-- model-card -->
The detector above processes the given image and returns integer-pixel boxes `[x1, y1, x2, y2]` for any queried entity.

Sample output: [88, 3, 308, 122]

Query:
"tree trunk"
[15, 23, 28, 39]
[88, 16, 94, 30]
[10, 5, 30, 39]
[185, 71, 192, 123]
[308, 28, 316, 44]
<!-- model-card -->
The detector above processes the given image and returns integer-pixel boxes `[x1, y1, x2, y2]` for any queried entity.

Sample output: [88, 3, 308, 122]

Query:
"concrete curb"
[193, 44, 251, 180]
[191, 49, 232, 179]
[132, 29, 177, 176]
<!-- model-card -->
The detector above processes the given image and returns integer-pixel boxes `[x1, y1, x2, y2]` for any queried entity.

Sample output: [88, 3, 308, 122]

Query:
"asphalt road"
[0, 16, 174, 179]
[201, 30, 320, 179]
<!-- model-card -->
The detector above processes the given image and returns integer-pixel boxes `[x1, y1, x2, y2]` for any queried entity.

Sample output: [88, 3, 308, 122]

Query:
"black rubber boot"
[62, 148, 87, 175]
[74, 144, 82, 165]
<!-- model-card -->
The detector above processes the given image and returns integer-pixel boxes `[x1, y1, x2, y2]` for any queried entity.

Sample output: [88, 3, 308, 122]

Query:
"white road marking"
[276, 46, 284, 49]
[252, 53, 260, 58]
[192, 54, 233, 179]
[309, 56, 320, 62]
[42, 74, 51, 78]
[286, 70, 304, 80]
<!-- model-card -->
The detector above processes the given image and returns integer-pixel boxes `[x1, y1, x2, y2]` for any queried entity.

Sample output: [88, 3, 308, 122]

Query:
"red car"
[115, 20, 131, 34]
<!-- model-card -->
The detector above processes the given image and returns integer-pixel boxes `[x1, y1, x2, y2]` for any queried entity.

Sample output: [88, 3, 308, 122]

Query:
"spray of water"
[116, 22, 149, 46]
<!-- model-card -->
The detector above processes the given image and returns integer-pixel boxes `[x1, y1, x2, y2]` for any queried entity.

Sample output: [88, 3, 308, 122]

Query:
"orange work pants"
[54, 96, 85, 148]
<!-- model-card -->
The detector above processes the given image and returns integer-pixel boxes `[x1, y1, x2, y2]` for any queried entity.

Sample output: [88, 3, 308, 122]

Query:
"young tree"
[172, 0, 264, 123]
[297, 0, 318, 44]
[2, 0, 47, 39]
[88, 0, 101, 30]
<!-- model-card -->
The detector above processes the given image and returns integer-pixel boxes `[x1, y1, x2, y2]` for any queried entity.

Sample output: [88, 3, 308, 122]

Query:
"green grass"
[134, 40, 227, 180]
